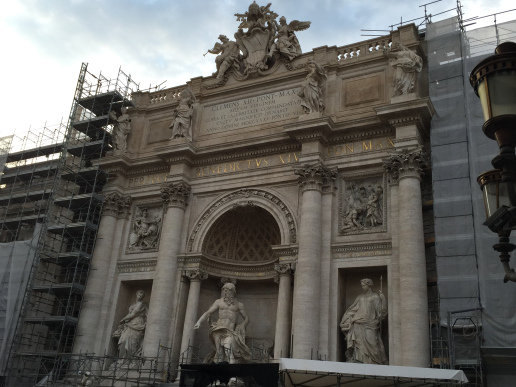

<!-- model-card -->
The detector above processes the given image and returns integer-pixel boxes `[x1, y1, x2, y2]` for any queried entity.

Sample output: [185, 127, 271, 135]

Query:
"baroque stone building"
[71, 3, 436, 375]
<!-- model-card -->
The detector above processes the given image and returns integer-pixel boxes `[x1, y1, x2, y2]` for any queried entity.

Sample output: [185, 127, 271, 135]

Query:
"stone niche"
[108, 280, 153, 360]
[337, 267, 388, 363]
[194, 277, 278, 362]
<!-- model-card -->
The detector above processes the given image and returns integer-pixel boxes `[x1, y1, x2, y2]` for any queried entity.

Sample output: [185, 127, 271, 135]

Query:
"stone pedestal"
[143, 182, 190, 356]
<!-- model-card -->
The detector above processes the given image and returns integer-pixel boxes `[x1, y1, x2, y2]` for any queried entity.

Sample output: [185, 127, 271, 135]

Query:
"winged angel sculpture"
[205, 2, 310, 84]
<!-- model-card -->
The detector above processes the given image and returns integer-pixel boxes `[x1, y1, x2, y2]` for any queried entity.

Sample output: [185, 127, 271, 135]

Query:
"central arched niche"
[201, 205, 280, 262]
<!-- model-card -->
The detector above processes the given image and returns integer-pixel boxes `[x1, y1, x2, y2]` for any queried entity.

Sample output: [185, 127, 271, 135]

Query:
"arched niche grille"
[202, 205, 280, 262]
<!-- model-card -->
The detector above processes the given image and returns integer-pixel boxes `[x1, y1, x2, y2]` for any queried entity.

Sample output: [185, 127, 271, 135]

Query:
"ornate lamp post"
[470, 42, 516, 282]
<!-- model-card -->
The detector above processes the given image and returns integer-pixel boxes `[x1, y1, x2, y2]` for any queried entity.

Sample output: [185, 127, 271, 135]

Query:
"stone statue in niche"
[297, 59, 326, 114]
[340, 179, 384, 234]
[194, 282, 251, 364]
[340, 278, 388, 365]
[112, 290, 148, 368]
[383, 42, 423, 96]
[206, 35, 242, 80]
[110, 108, 131, 151]
[268, 16, 311, 60]
[169, 88, 196, 140]
[128, 206, 162, 252]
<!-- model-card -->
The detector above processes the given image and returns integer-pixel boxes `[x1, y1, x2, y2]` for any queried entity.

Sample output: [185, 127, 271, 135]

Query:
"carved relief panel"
[338, 174, 387, 235]
[126, 203, 164, 254]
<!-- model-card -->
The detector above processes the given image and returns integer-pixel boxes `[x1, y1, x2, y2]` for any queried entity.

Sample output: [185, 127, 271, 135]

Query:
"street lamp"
[470, 41, 516, 283]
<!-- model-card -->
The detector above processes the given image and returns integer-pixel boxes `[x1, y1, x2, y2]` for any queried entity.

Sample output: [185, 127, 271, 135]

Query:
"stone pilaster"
[74, 192, 132, 354]
[143, 182, 190, 356]
[274, 263, 294, 359]
[291, 164, 334, 359]
[383, 147, 429, 367]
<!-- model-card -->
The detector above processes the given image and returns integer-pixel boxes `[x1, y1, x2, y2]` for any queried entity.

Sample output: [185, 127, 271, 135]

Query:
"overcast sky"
[1, 0, 515, 141]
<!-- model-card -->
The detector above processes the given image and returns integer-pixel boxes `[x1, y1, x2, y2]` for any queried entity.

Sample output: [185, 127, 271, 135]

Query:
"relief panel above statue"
[339, 175, 387, 235]
[126, 203, 164, 254]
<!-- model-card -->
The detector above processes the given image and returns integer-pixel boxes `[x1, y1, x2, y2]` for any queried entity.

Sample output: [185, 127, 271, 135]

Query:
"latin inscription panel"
[200, 89, 302, 135]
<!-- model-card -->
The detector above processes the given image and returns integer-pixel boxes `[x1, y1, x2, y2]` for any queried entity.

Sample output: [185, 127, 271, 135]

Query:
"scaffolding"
[0, 63, 138, 386]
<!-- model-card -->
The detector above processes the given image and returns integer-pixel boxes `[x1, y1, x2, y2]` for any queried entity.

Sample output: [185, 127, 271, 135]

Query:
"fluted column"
[74, 192, 131, 354]
[143, 182, 190, 356]
[274, 263, 294, 359]
[291, 164, 332, 359]
[383, 147, 429, 367]
[180, 269, 208, 363]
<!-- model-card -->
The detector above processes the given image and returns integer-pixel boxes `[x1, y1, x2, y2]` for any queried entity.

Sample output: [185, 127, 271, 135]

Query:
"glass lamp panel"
[477, 79, 491, 121]
[482, 180, 511, 218]
[487, 70, 516, 118]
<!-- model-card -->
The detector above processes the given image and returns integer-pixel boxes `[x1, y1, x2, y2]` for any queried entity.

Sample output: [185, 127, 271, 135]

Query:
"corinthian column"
[179, 269, 208, 363]
[383, 147, 429, 367]
[274, 263, 294, 359]
[74, 192, 131, 354]
[143, 182, 190, 356]
[291, 164, 332, 359]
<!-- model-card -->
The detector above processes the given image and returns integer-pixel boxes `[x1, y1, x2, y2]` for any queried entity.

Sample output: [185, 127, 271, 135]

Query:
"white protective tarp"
[0, 223, 41, 375]
[279, 358, 468, 387]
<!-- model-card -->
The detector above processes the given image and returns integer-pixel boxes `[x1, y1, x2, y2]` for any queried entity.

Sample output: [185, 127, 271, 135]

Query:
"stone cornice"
[284, 116, 335, 144]
[331, 242, 392, 259]
[179, 253, 278, 280]
[382, 146, 428, 181]
[117, 259, 157, 274]
[374, 97, 435, 137]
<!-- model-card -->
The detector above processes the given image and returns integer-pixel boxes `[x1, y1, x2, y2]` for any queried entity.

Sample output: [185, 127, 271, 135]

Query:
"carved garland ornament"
[188, 189, 297, 252]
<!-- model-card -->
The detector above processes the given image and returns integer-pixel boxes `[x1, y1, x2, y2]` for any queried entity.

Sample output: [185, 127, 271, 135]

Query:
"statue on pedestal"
[340, 278, 388, 364]
[194, 283, 251, 364]
[169, 88, 196, 140]
[297, 59, 326, 114]
[110, 108, 131, 151]
[112, 290, 148, 368]
[383, 42, 423, 96]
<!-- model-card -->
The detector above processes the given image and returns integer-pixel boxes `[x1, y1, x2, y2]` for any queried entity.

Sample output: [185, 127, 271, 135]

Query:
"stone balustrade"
[149, 86, 185, 105]
[337, 37, 392, 62]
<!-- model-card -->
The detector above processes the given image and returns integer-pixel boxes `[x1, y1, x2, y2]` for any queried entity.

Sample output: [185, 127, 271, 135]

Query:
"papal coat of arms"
[204, 2, 310, 87]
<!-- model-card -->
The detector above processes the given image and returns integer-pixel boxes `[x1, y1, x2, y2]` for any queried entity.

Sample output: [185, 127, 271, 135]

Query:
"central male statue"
[194, 283, 251, 364]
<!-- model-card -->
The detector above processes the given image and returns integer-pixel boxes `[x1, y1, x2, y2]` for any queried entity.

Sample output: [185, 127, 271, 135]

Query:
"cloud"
[1, 0, 515, 139]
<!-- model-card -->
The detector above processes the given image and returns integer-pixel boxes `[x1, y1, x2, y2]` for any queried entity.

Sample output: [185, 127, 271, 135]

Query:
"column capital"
[183, 269, 208, 282]
[383, 147, 427, 182]
[102, 192, 132, 218]
[161, 181, 190, 209]
[274, 263, 295, 283]
[294, 164, 337, 193]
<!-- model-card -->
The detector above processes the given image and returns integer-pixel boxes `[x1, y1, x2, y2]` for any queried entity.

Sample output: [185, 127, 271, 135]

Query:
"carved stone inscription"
[200, 89, 302, 135]
[339, 176, 386, 235]
[126, 204, 164, 254]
